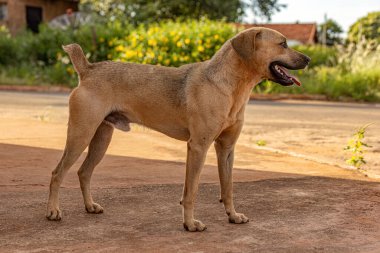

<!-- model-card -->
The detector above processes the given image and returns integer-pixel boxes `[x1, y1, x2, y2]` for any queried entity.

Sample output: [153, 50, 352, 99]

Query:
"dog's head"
[230, 27, 311, 86]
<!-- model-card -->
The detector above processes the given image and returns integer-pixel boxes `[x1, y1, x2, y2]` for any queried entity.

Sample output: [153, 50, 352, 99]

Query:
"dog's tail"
[62, 43, 90, 79]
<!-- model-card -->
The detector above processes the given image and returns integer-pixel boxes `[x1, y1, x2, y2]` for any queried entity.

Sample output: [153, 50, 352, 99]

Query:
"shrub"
[292, 44, 337, 68]
[255, 39, 380, 102]
[1, 20, 379, 102]
[0, 22, 131, 86]
[70, 21, 132, 62]
[0, 25, 20, 65]
[110, 19, 238, 66]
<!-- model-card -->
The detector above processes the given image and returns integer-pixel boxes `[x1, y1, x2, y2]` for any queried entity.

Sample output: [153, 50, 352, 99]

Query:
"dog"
[46, 27, 310, 232]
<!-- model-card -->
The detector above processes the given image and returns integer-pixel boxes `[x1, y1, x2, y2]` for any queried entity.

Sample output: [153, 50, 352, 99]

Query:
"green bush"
[0, 19, 237, 85]
[0, 22, 131, 86]
[1, 20, 379, 102]
[255, 38, 380, 102]
[255, 67, 380, 102]
[0, 25, 22, 65]
[110, 19, 238, 66]
[292, 44, 337, 68]
[303, 67, 380, 101]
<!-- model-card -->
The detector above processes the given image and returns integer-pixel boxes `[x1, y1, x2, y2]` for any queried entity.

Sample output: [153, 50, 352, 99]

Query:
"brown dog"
[46, 27, 310, 232]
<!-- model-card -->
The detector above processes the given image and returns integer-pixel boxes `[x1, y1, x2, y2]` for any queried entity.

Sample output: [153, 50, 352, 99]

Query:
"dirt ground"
[1, 144, 380, 253]
[1, 91, 380, 252]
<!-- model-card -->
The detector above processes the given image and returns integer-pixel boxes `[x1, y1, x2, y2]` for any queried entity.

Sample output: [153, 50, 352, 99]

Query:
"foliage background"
[348, 11, 380, 43]
[0, 9, 379, 102]
[110, 19, 237, 66]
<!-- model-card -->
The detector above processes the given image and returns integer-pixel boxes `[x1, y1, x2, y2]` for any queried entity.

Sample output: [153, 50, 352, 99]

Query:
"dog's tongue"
[290, 75, 301, 86]
[278, 66, 301, 86]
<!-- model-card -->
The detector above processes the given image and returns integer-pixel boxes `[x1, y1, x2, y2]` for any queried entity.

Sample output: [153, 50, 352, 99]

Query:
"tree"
[319, 19, 343, 45]
[80, 0, 286, 25]
[248, 0, 287, 21]
[348, 11, 380, 43]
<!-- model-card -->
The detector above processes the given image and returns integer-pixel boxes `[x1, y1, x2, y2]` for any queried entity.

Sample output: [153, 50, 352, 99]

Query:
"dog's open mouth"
[269, 62, 301, 86]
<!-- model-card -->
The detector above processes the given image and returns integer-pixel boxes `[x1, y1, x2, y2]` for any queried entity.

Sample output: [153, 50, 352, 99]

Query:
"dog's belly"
[152, 125, 190, 141]
[104, 111, 190, 141]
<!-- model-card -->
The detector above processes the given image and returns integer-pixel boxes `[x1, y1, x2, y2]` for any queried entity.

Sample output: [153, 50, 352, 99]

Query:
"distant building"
[240, 23, 318, 46]
[0, 0, 78, 35]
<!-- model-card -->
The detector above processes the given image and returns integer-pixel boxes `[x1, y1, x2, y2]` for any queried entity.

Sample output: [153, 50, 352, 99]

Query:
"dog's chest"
[227, 88, 251, 122]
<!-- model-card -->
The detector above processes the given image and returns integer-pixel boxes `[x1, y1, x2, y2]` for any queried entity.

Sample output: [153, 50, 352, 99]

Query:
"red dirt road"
[1, 143, 380, 252]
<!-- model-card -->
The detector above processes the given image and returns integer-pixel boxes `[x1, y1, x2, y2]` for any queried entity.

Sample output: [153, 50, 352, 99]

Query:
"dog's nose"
[304, 55, 311, 65]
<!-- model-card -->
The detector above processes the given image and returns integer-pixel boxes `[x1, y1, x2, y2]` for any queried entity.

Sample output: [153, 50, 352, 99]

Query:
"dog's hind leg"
[77, 122, 114, 214]
[46, 88, 109, 221]
[214, 122, 249, 224]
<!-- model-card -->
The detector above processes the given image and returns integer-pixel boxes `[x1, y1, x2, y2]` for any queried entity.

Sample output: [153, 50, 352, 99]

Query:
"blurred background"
[0, 0, 379, 102]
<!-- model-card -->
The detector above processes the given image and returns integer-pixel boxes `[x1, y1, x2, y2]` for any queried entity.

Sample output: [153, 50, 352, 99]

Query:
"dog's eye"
[280, 42, 288, 48]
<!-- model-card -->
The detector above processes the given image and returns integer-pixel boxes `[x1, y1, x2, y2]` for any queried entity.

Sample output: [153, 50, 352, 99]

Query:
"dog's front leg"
[214, 123, 249, 224]
[181, 138, 211, 232]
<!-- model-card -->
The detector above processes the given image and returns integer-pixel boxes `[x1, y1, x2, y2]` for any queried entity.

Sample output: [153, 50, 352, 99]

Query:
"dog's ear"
[230, 28, 261, 62]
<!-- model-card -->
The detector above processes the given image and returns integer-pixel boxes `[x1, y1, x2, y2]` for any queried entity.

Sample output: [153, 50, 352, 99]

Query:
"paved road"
[1, 91, 380, 252]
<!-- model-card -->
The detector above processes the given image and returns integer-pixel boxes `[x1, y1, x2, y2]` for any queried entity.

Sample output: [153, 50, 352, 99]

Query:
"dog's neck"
[206, 42, 262, 95]
[203, 43, 262, 119]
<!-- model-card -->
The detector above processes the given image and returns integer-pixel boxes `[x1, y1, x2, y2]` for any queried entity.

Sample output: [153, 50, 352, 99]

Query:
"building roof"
[239, 23, 318, 44]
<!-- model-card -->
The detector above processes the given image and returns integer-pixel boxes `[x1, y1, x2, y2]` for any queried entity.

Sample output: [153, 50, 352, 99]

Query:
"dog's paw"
[46, 206, 62, 221]
[228, 212, 249, 224]
[183, 219, 207, 232]
[85, 203, 104, 214]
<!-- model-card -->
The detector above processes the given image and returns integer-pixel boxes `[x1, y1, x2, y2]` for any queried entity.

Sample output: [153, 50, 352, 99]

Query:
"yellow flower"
[138, 52, 143, 58]
[131, 37, 137, 47]
[108, 38, 116, 46]
[164, 59, 171, 65]
[99, 37, 105, 43]
[214, 34, 219, 40]
[197, 45, 205, 52]
[115, 45, 124, 52]
[172, 54, 178, 61]
[125, 50, 136, 58]
[158, 55, 163, 61]
[176, 41, 183, 47]
[185, 38, 190, 44]
[107, 54, 112, 59]
[148, 39, 157, 47]
[173, 35, 180, 42]
[147, 51, 155, 58]
[66, 67, 74, 75]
